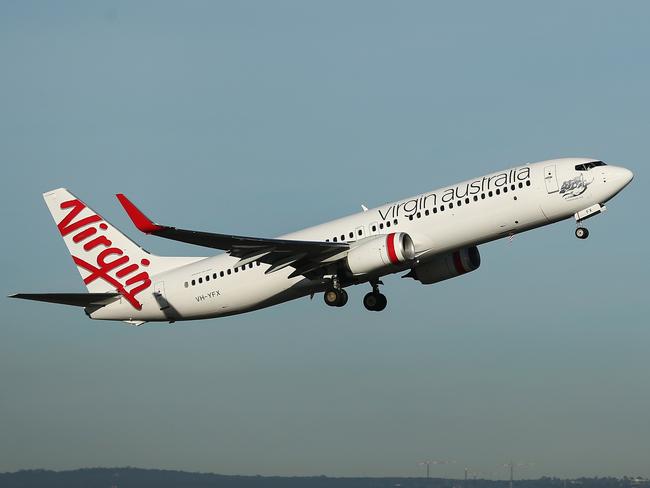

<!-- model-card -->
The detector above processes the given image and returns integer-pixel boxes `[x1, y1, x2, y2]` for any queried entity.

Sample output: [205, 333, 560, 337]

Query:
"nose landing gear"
[573, 204, 604, 240]
[363, 280, 387, 312]
[575, 227, 589, 240]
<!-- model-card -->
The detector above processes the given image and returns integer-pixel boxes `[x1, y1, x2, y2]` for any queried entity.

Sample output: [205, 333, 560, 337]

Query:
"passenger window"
[503, 187, 508, 193]
[393, 219, 398, 225]
[425, 209, 430, 216]
[340, 235, 345, 241]
[465, 198, 470, 204]
[349, 232, 353, 239]
[206, 275, 210, 281]
[416, 212, 421, 218]
[213, 273, 217, 279]
[386, 221, 391, 227]
[198, 277, 203, 283]
[333, 237, 337, 242]
[220, 271, 224, 277]
[473, 196, 478, 202]
[511, 184, 515, 191]
[234, 267, 238, 273]
[449, 202, 454, 209]
[481, 193, 485, 199]
[433, 207, 438, 213]
[358, 229, 362, 236]
[184, 282, 188, 288]
[496, 189, 500, 195]
[441, 205, 445, 211]
[518, 182, 523, 189]
[227, 269, 231, 275]
[409, 215, 413, 221]
[379, 223, 384, 229]
[249, 263, 253, 269]
[488, 191, 493, 197]
[191, 279, 196, 286]
[526, 180, 531, 186]
[372, 225, 377, 232]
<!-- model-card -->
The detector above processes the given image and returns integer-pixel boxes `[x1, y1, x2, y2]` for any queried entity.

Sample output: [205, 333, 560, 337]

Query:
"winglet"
[116, 194, 164, 233]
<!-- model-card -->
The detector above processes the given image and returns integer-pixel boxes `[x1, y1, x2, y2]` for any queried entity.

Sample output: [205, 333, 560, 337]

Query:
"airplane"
[10, 157, 633, 325]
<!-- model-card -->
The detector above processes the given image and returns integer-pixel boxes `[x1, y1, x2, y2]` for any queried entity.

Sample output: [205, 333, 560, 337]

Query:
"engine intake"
[346, 232, 415, 276]
[405, 246, 481, 284]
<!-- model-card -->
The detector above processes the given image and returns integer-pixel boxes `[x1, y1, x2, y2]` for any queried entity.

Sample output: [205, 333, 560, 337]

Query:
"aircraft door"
[153, 281, 170, 311]
[544, 165, 559, 193]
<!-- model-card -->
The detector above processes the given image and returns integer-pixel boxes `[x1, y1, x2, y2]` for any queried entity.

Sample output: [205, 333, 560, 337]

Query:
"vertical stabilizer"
[42, 188, 202, 310]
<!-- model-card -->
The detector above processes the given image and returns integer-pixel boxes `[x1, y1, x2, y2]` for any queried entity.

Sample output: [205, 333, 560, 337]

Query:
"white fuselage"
[89, 158, 633, 323]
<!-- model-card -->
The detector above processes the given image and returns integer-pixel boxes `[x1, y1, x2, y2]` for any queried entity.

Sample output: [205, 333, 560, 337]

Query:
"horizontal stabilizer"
[9, 293, 120, 307]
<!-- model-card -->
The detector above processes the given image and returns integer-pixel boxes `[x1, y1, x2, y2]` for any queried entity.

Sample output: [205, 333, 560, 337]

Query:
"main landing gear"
[323, 276, 348, 307]
[323, 277, 387, 311]
[363, 280, 387, 312]
[323, 288, 348, 307]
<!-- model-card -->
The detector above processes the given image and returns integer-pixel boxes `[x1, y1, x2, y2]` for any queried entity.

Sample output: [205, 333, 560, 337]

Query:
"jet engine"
[346, 232, 415, 276]
[405, 246, 481, 284]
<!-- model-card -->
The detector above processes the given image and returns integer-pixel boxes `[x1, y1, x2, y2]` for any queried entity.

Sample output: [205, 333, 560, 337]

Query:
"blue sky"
[1, 0, 648, 478]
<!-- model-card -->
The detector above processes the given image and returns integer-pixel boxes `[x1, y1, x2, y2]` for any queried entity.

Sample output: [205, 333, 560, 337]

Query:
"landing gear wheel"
[337, 289, 348, 307]
[375, 293, 387, 311]
[363, 292, 378, 310]
[324, 288, 348, 307]
[363, 292, 387, 312]
[575, 227, 589, 240]
[324, 289, 339, 307]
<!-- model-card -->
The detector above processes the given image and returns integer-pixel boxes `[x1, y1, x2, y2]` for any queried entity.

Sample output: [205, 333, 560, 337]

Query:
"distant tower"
[503, 462, 533, 488]
[418, 460, 455, 480]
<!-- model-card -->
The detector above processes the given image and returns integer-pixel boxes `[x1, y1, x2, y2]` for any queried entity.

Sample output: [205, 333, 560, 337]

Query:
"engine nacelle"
[346, 232, 415, 276]
[405, 246, 481, 284]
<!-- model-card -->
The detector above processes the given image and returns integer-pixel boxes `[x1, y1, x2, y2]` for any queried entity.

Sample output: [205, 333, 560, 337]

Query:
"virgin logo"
[57, 199, 151, 310]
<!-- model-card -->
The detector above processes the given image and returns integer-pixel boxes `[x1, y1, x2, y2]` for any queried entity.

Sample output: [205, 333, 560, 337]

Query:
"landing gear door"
[544, 165, 559, 193]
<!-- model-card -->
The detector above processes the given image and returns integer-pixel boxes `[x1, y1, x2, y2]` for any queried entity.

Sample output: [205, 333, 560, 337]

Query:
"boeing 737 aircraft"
[10, 158, 633, 325]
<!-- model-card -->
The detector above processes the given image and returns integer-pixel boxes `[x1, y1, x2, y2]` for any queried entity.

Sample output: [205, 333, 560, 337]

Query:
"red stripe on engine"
[452, 251, 467, 275]
[386, 233, 400, 264]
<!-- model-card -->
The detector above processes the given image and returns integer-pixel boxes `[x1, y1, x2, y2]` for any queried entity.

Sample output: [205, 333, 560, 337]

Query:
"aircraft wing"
[116, 194, 349, 277]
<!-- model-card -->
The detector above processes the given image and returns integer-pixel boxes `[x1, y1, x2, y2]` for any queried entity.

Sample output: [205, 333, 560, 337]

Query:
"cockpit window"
[575, 161, 606, 171]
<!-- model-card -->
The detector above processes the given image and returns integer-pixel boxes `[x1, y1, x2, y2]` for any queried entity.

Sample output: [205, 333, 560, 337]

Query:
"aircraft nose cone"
[622, 167, 634, 185]
[613, 166, 634, 188]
